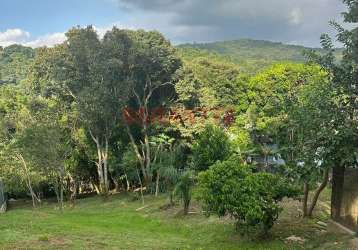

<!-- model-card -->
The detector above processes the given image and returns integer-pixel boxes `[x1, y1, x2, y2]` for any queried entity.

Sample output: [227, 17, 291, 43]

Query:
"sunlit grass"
[0, 191, 352, 250]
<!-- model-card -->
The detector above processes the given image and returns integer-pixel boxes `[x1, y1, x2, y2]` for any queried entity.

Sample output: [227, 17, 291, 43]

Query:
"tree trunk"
[26, 178, 39, 208]
[54, 177, 60, 204]
[144, 132, 151, 185]
[91, 181, 101, 195]
[69, 176, 77, 206]
[125, 123, 147, 185]
[183, 199, 190, 215]
[331, 165, 345, 220]
[89, 130, 106, 195]
[59, 176, 64, 212]
[169, 192, 174, 206]
[308, 168, 329, 217]
[155, 172, 160, 197]
[302, 182, 309, 217]
[125, 174, 130, 191]
[102, 137, 109, 195]
[143, 103, 152, 187]
[18, 154, 40, 208]
[79, 181, 83, 195]
[136, 169, 144, 205]
[113, 178, 120, 192]
[59, 166, 65, 212]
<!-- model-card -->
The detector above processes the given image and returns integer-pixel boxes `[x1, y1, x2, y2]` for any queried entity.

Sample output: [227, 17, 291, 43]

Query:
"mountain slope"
[177, 39, 342, 73]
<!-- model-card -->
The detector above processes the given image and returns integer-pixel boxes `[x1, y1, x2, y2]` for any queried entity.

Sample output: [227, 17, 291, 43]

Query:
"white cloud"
[0, 29, 30, 47]
[24, 32, 66, 48]
[289, 8, 303, 25]
[0, 22, 134, 48]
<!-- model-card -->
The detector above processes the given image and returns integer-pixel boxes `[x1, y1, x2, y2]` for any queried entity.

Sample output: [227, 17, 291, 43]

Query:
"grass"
[0, 190, 354, 250]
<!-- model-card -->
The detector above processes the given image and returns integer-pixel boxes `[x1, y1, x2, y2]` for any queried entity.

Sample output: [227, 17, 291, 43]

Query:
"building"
[247, 144, 285, 172]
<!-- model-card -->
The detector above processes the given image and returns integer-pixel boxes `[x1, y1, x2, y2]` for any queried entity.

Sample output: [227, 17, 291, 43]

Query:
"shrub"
[191, 125, 232, 171]
[197, 157, 297, 236]
[173, 170, 195, 215]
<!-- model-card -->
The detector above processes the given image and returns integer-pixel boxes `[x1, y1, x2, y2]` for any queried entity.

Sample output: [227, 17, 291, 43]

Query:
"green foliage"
[306, 2, 358, 167]
[177, 48, 249, 108]
[197, 157, 298, 236]
[173, 170, 195, 215]
[120, 147, 141, 185]
[246, 63, 333, 162]
[0, 44, 35, 85]
[178, 39, 342, 73]
[191, 125, 232, 171]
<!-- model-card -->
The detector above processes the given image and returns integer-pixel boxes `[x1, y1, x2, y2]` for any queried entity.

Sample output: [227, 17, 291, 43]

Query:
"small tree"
[173, 170, 195, 215]
[15, 123, 70, 211]
[192, 125, 232, 171]
[198, 157, 297, 236]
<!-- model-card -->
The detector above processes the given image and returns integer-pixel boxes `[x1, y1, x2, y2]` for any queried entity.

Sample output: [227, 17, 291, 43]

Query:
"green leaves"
[191, 125, 232, 171]
[0, 44, 35, 85]
[197, 157, 297, 236]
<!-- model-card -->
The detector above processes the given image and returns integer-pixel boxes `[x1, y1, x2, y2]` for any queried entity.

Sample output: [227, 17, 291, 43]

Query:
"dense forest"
[0, 0, 357, 245]
[178, 39, 343, 73]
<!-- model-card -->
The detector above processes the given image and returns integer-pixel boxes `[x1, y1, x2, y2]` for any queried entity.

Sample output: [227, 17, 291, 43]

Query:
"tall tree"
[29, 27, 131, 195]
[248, 63, 336, 216]
[307, 0, 358, 219]
[123, 30, 181, 186]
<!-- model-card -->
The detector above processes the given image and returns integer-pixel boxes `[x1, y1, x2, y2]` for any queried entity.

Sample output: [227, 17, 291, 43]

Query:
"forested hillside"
[0, 45, 35, 85]
[0, 39, 340, 86]
[178, 39, 342, 72]
[0, 7, 357, 245]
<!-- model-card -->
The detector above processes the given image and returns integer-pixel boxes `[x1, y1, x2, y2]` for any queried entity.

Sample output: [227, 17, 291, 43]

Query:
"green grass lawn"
[0, 190, 353, 250]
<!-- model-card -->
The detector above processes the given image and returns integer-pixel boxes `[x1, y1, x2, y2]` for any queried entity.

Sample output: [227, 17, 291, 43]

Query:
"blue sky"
[0, 0, 126, 35]
[0, 0, 347, 48]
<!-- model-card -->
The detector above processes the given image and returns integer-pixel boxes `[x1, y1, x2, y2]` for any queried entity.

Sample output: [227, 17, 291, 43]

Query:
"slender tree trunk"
[143, 104, 151, 187]
[91, 181, 101, 195]
[69, 175, 77, 206]
[18, 154, 40, 208]
[170, 192, 174, 206]
[102, 137, 109, 195]
[184, 198, 190, 215]
[144, 133, 151, 183]
[89, 130, 106, 195]
[59, 176, 64, 212]
[25, 178, 39, 208]
[303, 182, 309, 217]
[308, 168, 329, 217]
[54, 177, 60, 204]
[59, 166, 66, 212]
[136, 169, 144, 205]
[79, 181, 83, 195]
[96, 147, 104, 193]
[155, 172, 160, 197]
[331, 165, 345, 220]
[125, 123, 147, 184]
[113, 178, 120, 192]
[125, 173, 130, 191]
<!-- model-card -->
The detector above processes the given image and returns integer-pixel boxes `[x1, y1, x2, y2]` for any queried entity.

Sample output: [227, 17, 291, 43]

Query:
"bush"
[173, 170, 195, 215]
[197, 157, 297, 236]
[191, 125, 232, 171]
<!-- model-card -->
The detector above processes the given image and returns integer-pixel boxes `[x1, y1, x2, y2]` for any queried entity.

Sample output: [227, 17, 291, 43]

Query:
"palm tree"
[173, 170, 195, 215]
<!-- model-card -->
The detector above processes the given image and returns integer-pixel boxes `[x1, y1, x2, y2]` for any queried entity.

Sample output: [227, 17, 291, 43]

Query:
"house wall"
[339, 168, 358, 231]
